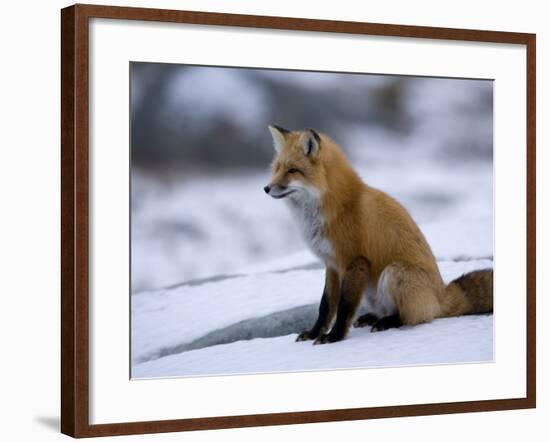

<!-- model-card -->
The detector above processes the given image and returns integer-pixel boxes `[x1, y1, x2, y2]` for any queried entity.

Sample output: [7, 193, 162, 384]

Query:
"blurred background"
[131, 63, 493, 293]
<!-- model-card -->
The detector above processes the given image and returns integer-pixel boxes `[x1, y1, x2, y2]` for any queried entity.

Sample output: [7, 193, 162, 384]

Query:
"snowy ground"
[133, 316, 492, 378]
[131, 216, 493, 379]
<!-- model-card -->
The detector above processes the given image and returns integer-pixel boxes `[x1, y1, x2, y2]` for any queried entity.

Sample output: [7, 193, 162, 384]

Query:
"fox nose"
[263, 185, 271, 194]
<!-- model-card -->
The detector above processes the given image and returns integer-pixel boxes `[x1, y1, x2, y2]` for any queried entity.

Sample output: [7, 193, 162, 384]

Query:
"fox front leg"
[296, 268, 340, 341]
[314, 257, 370, 344]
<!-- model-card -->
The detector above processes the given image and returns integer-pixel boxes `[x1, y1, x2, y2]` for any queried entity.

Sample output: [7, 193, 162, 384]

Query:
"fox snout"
[264, 184, 295, 199]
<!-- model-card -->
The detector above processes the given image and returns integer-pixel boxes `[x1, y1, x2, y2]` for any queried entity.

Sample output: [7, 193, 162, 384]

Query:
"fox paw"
[353, 313, 379, 328]
[313, 334, 332, 345]
[313, 333, 344, 345]
[370, 322, 387, 333]
[371, 314, 402, 332]
[296, 330, 317, 342]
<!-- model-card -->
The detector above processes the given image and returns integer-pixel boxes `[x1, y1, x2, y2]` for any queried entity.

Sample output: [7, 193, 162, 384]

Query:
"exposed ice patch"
[137, 304, 318, 363]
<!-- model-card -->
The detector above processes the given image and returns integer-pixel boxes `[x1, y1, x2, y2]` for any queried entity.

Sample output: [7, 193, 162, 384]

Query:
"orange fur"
[266, 126, 493, 343]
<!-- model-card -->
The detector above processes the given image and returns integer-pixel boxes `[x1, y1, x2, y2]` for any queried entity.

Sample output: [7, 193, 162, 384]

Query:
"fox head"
[264, 125, 327, 201]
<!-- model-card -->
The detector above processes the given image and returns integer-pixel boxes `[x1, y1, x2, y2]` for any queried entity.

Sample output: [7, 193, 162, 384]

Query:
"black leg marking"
[371, 314, 402, 332]
[296, 290, 329, 342]
[353, 313, 379, 328]
[314, 257, 370, 345]
[314, 297, 353, 345]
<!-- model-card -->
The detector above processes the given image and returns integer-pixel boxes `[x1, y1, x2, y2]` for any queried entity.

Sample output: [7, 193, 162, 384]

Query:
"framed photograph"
[61, 4, 536, 438]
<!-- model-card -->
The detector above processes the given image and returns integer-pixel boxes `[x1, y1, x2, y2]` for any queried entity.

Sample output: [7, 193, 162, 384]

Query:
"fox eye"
[288, 168, 302, 175]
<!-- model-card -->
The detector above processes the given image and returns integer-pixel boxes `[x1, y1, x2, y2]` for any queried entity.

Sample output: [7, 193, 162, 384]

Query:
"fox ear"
[303, 129, 321, 157]
[268, 125, 289, 153]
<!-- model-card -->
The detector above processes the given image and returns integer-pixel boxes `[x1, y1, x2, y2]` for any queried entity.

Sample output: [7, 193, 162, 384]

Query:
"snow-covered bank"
[131, 216, 493, 379]
[133, 314, 493, 378]
[131, 257, 492, 366]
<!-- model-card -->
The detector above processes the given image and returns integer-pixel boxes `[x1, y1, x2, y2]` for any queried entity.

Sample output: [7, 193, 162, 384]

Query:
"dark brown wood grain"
[61, 3, 536, 438]
[62, 5, 89, 437]
[526, 33, 536, 407]
[61, 5, 76, 436]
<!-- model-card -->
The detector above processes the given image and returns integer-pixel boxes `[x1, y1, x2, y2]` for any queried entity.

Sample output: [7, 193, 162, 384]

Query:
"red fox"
[264, 125, 493, 344]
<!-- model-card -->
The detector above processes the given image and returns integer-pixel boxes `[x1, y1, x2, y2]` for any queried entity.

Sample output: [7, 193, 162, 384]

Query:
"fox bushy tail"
[441, 269, 493, 317]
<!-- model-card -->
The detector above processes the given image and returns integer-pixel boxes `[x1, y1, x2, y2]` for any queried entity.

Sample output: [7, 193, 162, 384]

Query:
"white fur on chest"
[286, 193, 336, 268]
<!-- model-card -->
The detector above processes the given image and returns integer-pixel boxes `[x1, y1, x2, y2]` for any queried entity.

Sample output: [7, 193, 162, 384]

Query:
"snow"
[131, 217, 493, 379]
[133, 315, 493, 378]
[131, 172, 303, 292]
[132, 269, 324, 364]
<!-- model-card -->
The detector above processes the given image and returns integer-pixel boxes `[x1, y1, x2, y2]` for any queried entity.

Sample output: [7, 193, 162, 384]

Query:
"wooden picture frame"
[61, 3, 536, 438]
